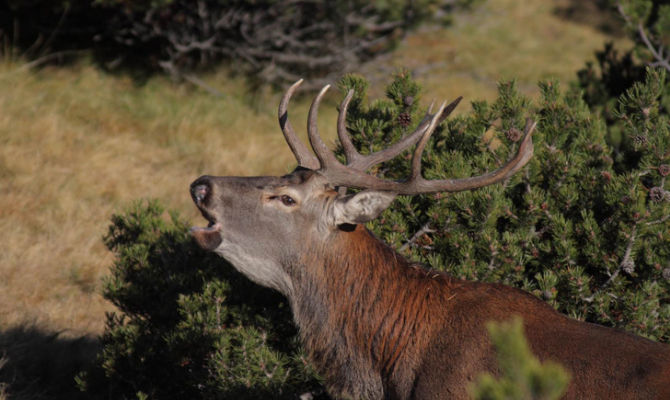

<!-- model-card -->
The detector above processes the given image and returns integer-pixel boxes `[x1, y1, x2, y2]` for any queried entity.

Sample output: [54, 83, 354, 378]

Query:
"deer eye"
[280, 195, 296, 206]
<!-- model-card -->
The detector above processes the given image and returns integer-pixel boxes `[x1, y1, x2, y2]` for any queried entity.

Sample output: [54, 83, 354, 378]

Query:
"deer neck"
[288, 224, 449, 393]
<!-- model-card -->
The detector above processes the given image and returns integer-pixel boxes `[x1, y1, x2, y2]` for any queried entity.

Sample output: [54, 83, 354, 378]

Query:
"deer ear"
[332, 190, 396, 225]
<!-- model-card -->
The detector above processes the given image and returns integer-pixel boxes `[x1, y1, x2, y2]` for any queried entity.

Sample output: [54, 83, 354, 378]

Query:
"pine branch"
[647, 214, 670, 226]
[616, 2, 670, 72]
[583, 224, 638, 303]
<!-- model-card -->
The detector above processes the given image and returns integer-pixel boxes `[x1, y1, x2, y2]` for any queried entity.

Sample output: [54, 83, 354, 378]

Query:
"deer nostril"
[192, 184, 209, 204]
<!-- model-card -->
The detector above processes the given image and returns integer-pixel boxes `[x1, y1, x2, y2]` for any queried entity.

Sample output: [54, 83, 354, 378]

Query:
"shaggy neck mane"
[291, 224, 456, 396]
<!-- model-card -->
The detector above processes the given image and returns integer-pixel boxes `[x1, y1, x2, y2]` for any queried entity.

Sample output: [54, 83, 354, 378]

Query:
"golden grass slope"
[0, 0, 627, 340]
[0, 64, 322, 335]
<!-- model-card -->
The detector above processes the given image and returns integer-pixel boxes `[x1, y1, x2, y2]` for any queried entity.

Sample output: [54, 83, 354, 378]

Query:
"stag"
[190, 80, 670, 399]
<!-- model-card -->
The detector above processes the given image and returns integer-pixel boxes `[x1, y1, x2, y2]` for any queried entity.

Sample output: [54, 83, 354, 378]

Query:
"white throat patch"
[215, 240, 294, 296]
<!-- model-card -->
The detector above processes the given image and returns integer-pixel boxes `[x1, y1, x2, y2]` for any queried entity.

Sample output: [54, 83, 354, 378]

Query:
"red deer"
[189, 80, 670, 399]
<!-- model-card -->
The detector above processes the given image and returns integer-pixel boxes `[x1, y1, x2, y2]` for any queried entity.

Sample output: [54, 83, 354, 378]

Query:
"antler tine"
[410, 101, 448, 181]
[322, 117, 536, 195]
[427, 100, 435, 114]
[501, 118, 536, 177]
[437, 96, 462, 124]
[279, 79, 320, 170]
[401, 117, 536, 194]
[337, 89, 362, 165]
[307, 85, 345, 171]
[347, 96, 462, 172]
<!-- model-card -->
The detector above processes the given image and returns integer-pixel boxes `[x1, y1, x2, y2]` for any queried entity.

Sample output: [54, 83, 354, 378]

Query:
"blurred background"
[0, 0, 665, 398]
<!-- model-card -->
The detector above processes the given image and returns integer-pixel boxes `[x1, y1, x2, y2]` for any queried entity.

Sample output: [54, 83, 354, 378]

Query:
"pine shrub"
[78, 201, 323, 399]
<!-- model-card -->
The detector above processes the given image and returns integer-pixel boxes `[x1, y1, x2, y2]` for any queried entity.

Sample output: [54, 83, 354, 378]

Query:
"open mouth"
[190, 220, 223, 251]
[191, 219, 221, 232]
[189, 179, 224, 250]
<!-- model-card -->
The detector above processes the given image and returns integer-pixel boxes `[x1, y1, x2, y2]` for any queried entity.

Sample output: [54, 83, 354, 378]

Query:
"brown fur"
[290, 224, 670, 399]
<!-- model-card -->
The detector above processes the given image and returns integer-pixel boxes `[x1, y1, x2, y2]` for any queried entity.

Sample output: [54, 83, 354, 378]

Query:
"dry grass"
[0, 64, 333, 334]
[0, 0, 630, 396]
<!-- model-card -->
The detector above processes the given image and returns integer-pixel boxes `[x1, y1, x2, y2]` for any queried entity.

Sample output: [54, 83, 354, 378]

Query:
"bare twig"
[1, 49, 87, 76]
[183, 74, 225, 97]
[616, 2, 670, 72]
[158, 60, 225, 97]
[399, 222, 436, 252]
[39, 3, 71, 58]
[647, 214, 670, 226]
[636, 22, 670, 72]
[583, 224, 638, 303]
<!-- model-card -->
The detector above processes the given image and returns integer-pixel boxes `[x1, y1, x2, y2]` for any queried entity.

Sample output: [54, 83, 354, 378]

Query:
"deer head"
[190, 80, 535, 295]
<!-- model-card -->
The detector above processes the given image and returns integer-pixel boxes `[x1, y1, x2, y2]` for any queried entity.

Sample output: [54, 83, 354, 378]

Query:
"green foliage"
[576, 1, 670, 153]
[79, 200, 323, 399]
[340, 70, 670, 341]
[469, 318, 570, 400]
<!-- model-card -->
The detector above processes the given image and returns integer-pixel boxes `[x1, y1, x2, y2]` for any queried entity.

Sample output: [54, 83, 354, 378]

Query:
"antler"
[279, 81, 535, 195]
[278, 79, 321, 170]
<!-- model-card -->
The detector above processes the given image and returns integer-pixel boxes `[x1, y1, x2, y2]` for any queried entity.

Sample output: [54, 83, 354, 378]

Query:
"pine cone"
[649, 186, 667, 203]
[396, 112, 412, 128]
[663, 267, 670, 281]
[505, 127, 523, 142]
[633, 134, 648, 146]
[403, 96, 414, 107]
[593, 144, 603, 152]
[621, 258, 635, 275]
[600, 171, 612, 182]
[658, 164, 670, 177]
